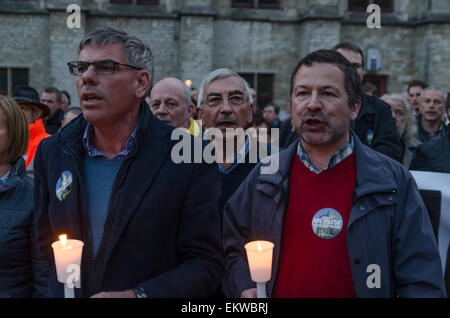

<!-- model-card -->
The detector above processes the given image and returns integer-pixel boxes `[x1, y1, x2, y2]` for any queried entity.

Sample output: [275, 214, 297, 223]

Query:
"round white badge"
[311, 208, 344, 239]
[56, 171, 73, 201]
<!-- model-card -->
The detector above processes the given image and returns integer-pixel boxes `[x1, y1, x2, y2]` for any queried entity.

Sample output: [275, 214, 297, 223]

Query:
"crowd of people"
[0, 26, 448, 298]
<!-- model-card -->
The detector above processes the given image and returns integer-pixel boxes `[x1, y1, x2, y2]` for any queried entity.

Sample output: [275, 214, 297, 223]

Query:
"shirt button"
[354, 258, 361, 265]
[360, 205, 365, 211]
[387, 194, 393, 201]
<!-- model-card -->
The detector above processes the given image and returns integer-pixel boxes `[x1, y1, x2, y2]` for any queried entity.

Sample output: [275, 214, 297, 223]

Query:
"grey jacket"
[223, 132, 446, 298]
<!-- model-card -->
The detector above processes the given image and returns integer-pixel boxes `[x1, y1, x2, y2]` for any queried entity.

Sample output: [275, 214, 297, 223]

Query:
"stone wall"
[0, 0, 449, 108]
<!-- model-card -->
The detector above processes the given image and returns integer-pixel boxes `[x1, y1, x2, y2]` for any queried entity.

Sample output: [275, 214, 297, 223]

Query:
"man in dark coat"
[410, 126, 450, 173]
[333, 42, 402, 162]
[41, 87, 64, 135]
[33, 27, 223, 298]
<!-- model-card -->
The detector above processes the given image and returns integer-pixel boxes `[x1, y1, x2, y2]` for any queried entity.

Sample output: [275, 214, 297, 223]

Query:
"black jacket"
[416, 115, 448, 144]
[0, 158, 48, 297]
[45, 109, 64, 135]
[410, 127, 450, 173]
[34, 102, 224, 298]
[352, 93, 402, 162]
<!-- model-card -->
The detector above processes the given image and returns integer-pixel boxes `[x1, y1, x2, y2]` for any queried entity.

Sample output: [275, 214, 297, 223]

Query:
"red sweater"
[26, 118, 50, 168]
[273, 153, 356, 298]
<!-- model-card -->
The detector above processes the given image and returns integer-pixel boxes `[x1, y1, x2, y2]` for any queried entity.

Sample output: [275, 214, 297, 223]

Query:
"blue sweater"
[83, 154, 124, 256]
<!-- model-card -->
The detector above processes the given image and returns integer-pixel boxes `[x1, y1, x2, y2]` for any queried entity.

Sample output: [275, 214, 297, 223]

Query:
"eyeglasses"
[67, 60, 143, 76]
[202, 94, 248, 107]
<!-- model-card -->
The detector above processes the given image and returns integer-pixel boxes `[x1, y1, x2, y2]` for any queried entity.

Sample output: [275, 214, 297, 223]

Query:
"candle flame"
[59, 234, 68, 248]
[257, 241, 263, 252]
[185, 79, 192, 88]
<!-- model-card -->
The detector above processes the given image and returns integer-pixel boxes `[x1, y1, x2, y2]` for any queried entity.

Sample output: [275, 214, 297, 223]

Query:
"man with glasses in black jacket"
[33, 27, 223, 298]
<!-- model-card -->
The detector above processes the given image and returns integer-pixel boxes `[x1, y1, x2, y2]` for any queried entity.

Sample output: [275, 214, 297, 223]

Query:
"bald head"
[147, 77, 193, 129]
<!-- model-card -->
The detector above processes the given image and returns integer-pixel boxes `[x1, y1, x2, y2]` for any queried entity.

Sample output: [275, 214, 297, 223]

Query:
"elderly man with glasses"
[198, 68, 275, 221]
[33, 27, 224, 298]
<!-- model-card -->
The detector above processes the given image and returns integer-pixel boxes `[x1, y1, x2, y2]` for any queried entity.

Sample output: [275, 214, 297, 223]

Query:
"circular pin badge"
[311, 208, 344, 239]
[56, 171, 73, 202]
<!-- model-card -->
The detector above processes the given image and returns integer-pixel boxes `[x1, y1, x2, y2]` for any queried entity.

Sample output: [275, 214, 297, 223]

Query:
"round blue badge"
[56, 171, 73, 202]
[311, 208, 344, 239]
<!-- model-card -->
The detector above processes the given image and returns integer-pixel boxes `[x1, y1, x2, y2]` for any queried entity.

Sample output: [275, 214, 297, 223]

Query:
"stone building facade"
[1, 0, 449, 109]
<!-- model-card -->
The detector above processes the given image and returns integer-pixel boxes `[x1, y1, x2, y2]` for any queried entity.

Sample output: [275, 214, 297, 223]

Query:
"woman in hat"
[0, 95, 48, 297]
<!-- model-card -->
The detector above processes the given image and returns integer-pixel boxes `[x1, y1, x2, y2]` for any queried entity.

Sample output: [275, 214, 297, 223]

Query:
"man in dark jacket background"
[411, 95, 450, 173]
[333, 42, 402, 162]
[34, 27, 223, 298]
[415, 87, 447, 144]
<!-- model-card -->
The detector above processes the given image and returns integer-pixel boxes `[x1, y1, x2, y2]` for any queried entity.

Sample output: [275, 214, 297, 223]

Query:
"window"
[232, 0, 279, 9]
[239, 73, 274, 109]
[348, 0, 393, 12]
[110, 0, 159, 5]
[0, 67, 29, 96]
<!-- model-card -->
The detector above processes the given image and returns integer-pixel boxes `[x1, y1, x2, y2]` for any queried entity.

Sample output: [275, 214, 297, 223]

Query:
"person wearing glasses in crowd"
[33, 27, 224, 298]
[199, 68, 274, 221]
[0, 96, 48, 297]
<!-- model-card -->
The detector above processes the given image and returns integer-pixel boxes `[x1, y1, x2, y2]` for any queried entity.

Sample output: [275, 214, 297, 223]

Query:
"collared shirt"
[297, 135, 354, 174]
[218, 135, 251, 174]
[82, 123, 137, 159]
[0, 171, 10, 188]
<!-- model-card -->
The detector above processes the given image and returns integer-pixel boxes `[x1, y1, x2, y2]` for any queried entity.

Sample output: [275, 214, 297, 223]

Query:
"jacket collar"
[56, 100, 170, 161]
[352, 130, 397, 197]
[0, 158, 27, 193]
[256, 130, 397, 196]
[257, 139, 297, 186]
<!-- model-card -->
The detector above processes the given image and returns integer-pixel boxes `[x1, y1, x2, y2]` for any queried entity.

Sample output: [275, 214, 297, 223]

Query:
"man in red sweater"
[223, 50, 446, 298]
[13, 86, 50, 176]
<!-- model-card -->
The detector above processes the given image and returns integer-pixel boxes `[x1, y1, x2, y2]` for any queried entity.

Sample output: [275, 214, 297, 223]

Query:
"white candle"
[245, 240, 274, 298]
[51, 234, 84, 297]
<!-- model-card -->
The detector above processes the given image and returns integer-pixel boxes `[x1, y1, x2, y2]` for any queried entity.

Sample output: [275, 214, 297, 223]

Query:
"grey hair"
[197, 68, 253, 109]
[380, 94, 420, 148]
[79, 27, 154, 97]
[419, 87, 447, 104]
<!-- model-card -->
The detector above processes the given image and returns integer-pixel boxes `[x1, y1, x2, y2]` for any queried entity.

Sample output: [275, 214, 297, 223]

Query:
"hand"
[91, 290, 136, 298]
[240, 288, 257, 298]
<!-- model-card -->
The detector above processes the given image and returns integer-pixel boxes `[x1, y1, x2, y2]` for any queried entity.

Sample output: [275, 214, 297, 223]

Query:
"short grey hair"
[419, 87, 447, 104]
[79, 27, 154, 97]
[197, 68, 253, 109]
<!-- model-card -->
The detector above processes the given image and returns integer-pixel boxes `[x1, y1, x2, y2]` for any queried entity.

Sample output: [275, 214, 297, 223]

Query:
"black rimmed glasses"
[67, 60, 143, 76]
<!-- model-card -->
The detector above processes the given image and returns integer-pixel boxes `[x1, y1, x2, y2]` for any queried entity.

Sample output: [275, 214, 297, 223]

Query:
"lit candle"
[51, 234, 84, 298]
[244, 240, 274, 298]
[185, 79, 192, 88]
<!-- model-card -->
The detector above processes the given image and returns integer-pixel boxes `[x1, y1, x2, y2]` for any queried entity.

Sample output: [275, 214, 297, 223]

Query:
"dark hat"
[12, 85, 50, 118]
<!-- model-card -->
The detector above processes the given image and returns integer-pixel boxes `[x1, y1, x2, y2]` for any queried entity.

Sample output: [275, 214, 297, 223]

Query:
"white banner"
[411, 171, 450, 279]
